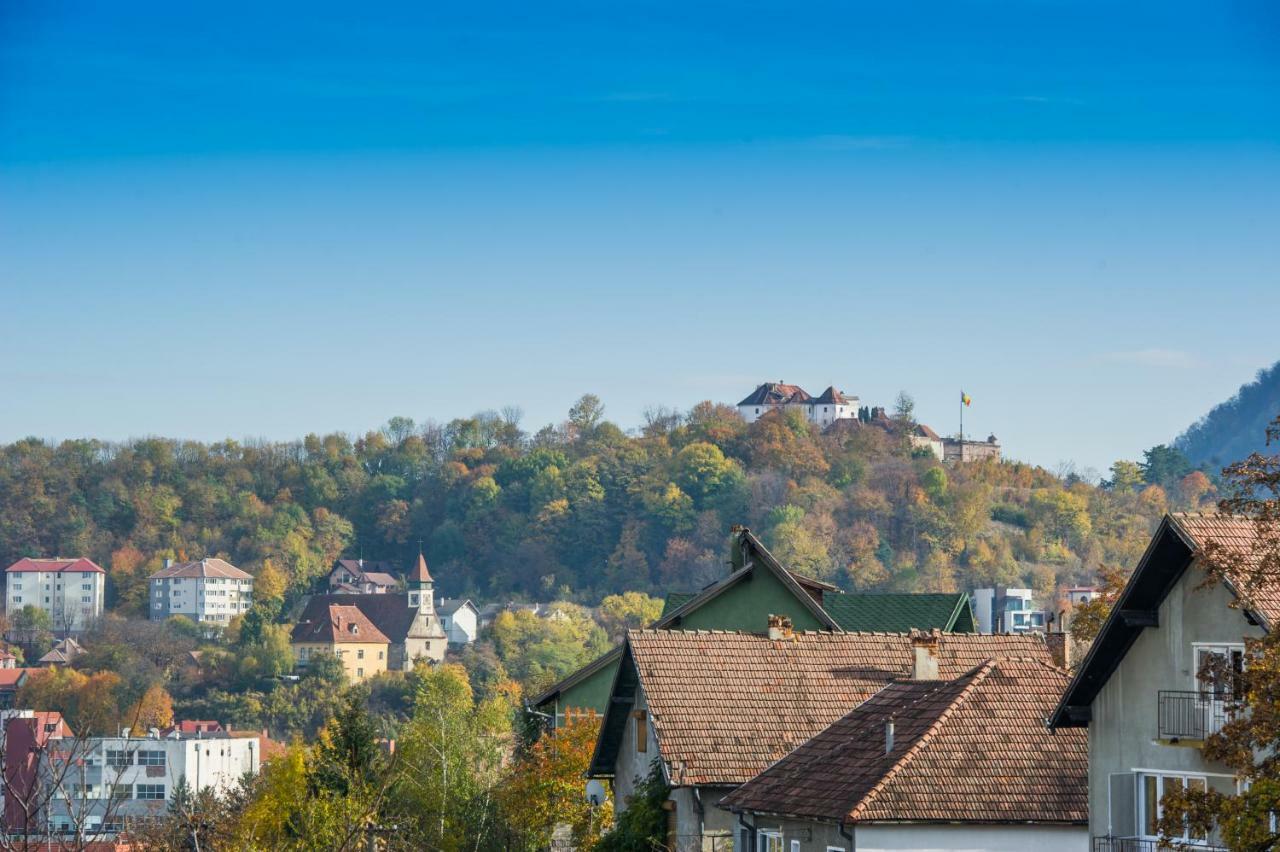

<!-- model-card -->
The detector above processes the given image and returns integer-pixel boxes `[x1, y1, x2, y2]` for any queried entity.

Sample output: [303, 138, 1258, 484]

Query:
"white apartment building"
[4, 558, 106, 634]
[148, 558, 254, 624]
[6, 720, 259, 837]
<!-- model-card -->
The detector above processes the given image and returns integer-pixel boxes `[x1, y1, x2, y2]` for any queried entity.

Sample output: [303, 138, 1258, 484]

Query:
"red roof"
[409, 553, 432, 583]
[6, 557, 105, 575]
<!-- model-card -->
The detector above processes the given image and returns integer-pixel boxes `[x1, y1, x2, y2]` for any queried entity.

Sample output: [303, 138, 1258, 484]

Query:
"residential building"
[292, 553, 447, 671]
[721, 642, 1087, 852]
[972, 586, 1052, 633]
[0, 670, 38, 709]
[438, 598, 479, 647]
[909, 423, 945, 459]
[38, 637, 86, 667]
[291, 604, 391, 683]
[4, 557, 106, 634]
[4, 719, 259, 837]
[328, 559, 399, 594]
[1050, 512, 1273, 850]
[737, 382, 859, 427]
[148, 558, 254, 625]
[587, 627, 1057, 849]
[533, 527, 976, 728]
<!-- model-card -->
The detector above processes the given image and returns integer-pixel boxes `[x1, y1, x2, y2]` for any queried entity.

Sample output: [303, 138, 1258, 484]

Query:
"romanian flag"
[961, 392, 972, 407]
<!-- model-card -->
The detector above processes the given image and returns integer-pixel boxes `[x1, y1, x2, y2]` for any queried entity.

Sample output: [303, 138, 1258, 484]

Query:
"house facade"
[148, 558, 254, 625]
[292, 554, 447, 671]
[328, 559, 399, 594]
[737, 383, 859, 427]
[721, 646, 1088, 852]
[438, 598, 479, 647]
[291, 604, 391, 683]
[1050, 513, 1271, 849]
[4, 558, 106, 634]
[589, 629, 1057, 850]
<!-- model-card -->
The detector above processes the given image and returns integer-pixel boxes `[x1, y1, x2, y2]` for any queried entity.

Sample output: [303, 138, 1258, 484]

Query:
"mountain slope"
[1176, 360, 1280, 471]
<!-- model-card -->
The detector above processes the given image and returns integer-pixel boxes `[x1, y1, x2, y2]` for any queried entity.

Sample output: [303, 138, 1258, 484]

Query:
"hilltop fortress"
[736, 381, 1000, 462]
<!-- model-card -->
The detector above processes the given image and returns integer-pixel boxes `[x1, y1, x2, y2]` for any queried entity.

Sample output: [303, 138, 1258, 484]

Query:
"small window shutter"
[1109, 772, 1137, 837]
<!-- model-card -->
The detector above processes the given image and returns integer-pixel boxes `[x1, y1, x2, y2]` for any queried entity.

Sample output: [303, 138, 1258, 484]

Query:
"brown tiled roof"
[721, 658, 1086, 824]
[148, 558, 252, 581]
[291, 604, 391, 645]
[1169, 511, 1280, 626]
[812, 386, 853, 405]
[738, 383, 811, 407]
[595, 630, 1053, 786]
[6, 557, 105, 575]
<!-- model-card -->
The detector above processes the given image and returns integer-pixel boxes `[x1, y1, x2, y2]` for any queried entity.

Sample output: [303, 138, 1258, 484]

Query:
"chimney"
[885, 718, 895, 755]
[909, 629, 940, 680]
[1045, 630, 1072, 670]
[767, 614, 793, 641]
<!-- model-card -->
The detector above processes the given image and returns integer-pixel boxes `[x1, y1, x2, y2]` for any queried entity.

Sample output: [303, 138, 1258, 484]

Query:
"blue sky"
[2, 1, 1279, 474]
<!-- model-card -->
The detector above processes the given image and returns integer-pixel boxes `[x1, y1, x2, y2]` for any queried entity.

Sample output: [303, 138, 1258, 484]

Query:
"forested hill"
[1176, 360, 1280, 472]
[0, 397, 1212, 614]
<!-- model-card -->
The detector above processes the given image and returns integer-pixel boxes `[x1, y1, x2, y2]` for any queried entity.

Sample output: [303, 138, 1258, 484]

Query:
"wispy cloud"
[1097, 348, 1202, 369]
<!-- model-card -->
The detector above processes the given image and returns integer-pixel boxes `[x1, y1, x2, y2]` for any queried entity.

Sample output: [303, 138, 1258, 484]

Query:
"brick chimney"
[1045, 630, 1072, 670]
[767, 614, 794, 641]
[909, 629, 941, 680]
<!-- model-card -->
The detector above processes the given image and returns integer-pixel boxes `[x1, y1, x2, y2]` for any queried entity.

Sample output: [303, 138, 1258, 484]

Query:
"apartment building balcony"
[1093, 838, 1225, 852]
[1157, 690, 1232, 743]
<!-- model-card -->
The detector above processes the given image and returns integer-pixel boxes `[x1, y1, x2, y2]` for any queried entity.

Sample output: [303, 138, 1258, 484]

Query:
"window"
[138, 751, 165, 766]
[1141, 773, 1207, 842]
[106, 750, 133, 768]
[135, 784, 165, 801]
[758, 831, 783, 852]
[1194, 643, 1246, 697]
[634, 710, 647, 753]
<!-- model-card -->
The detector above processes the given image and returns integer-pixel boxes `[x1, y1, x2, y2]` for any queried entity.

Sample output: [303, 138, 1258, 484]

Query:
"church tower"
[407, 551, 435, 616]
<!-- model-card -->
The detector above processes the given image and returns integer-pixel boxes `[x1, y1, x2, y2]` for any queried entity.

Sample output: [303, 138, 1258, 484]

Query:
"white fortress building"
[736, 382, 860, 427]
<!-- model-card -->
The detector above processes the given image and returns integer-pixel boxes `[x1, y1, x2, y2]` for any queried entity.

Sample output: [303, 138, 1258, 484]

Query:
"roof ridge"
[846, 661, 997, 822]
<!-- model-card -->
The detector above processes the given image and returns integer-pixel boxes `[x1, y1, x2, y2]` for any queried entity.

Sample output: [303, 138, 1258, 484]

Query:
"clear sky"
[2, 1, 1279, 475]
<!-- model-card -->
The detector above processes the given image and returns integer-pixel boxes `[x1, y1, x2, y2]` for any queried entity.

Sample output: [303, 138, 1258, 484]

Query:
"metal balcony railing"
[1157, 690, 1232, 741]
[1093, 837, 1226, 852]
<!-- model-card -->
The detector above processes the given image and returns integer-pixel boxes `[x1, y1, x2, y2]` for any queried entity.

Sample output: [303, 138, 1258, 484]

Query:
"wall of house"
[293, 641, 389, 682]
[1088, 562, 1263, 839]
[742, 816, 1086, 852]
[674, 568, 826, 633]
[551, 656, 619, 722]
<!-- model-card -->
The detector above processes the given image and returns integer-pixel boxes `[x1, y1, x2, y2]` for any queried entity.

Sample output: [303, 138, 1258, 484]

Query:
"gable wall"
[1088, 562, 1264, 837]
[675, 567, 826, 632]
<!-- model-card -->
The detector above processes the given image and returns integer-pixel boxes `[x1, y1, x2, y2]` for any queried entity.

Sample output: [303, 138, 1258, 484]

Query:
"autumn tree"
[597, 592, 664, 641]
[499, 714, 613, 847]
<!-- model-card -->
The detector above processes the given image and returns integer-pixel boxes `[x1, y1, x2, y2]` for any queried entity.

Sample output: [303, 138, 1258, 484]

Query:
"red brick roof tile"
[721, 658, 1086, 824]
[616, 630, 1054, 786]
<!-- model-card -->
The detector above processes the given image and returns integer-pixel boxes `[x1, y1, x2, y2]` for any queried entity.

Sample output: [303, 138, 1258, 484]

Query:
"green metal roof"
[821, 592, 975, 633]
[661, 592, 697, 617]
